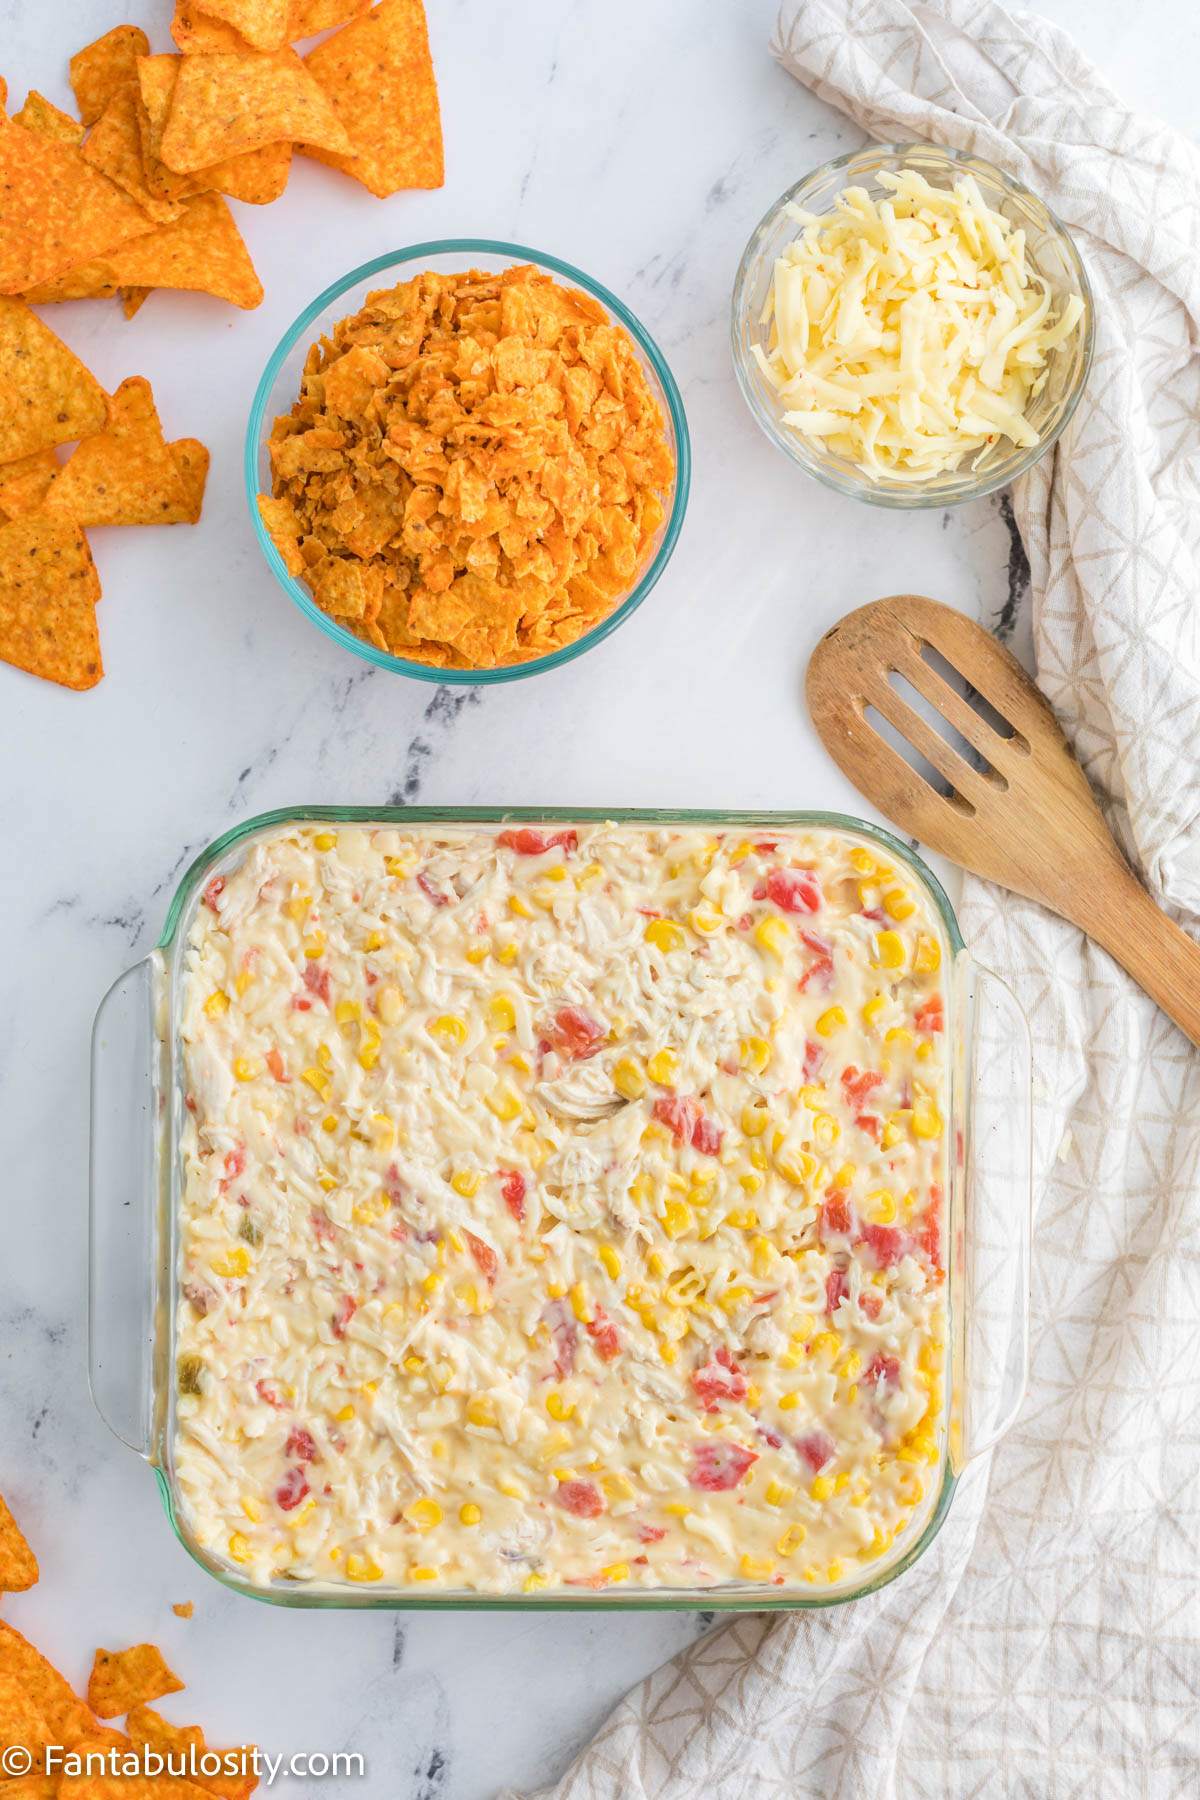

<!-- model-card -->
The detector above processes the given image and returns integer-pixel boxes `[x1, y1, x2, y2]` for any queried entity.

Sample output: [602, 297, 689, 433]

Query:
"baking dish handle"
[89, 953, 164, 1459]
[953, 956, 1033, 1470]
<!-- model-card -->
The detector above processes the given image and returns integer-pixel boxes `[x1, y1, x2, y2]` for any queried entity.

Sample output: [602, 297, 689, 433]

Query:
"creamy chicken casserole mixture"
[176, 823, 948, 1594]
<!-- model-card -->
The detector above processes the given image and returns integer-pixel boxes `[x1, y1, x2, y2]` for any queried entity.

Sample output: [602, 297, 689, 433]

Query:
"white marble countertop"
[0, 1, 1194, 1794]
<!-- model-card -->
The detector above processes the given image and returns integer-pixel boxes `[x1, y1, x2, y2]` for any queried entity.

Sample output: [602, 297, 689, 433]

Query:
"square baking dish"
[90, 808, 1031, 1610]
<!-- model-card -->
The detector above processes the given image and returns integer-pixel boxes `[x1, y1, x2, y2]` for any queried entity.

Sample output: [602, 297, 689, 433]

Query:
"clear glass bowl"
[245, 241, 691, 682]
[90, 807, 1032, 1612]
[730, 144, 1095, 508]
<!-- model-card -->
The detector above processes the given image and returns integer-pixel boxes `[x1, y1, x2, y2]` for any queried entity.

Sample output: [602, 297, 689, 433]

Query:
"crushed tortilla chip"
[291, 0, 371, 35]
[171, 1603, 194, 1620]
[0, 109, 153, 294]
[13, 92, 83, 146]
[121, 286, 151, 319]
[0, 515, 103, 690]
[70, 26, 151, 128]
[159, 49, 351, 173]
[260, 266, 674, 668]
[81, 85, 183, 227]
[87, 1645, 183, 1720]
[303, 0, 443, 196]
[21, 194, 264, 312]
[184, 0, 292, 52]
[0, 1777, 58, 1798]
[0, 1499, 37, 1591]
[135, 57, 293, 207]
[169, 441, 211, 523]
[42, 378, 203, 527]
[0, 300, 109, 460]
[170, 5, 255, 53]
[127, 1708, 258, 1800]
[0, 451, 60, 521]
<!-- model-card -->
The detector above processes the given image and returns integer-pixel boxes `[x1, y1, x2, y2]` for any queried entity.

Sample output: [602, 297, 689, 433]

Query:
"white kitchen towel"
[506, 3, 1200, 1795]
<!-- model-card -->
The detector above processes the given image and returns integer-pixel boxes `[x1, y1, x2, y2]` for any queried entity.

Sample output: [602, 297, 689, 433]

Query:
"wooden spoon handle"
[1070, 863, 1200, 1049]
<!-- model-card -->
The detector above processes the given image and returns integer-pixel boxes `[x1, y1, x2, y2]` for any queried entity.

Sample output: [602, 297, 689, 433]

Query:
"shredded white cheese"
[752, 170, 1084, 483]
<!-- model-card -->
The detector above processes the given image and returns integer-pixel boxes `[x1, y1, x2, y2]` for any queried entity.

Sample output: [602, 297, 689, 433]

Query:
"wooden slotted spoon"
[806, 593, 1200, 1048]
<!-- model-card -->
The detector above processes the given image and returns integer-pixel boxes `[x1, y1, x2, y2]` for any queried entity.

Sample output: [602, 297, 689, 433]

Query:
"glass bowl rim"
[244, 237, 692, 683]
[730, 142, 1096, 509]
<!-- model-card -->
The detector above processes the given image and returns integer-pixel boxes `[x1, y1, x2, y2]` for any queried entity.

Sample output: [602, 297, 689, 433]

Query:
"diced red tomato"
[765, 868, 822, 914]
[802, 1038, 824, 1081]
[797, 931, 834, 991]
[864, 1353, 900, 1387]
[416, 870, 449, 907]
[915, 995, 945, 1033]
[543, 1005, 605, 1061]
[285, 1426, 317, 1463]
[331, 1294, 357, 1339]
[310, 1208, 336, 1246]
[275, 1467, 309, 1512]
[825, 1269, 847, 1315]
[820, 1190, 851, 1236]
[587, 1308, 621, 1362]
[556, 1478, 604, 1518]
[860, 1292, 883, 1321]
[861, 1222, 908, 1269]
[856, 1113, 882, 1142]
[841, 1066, 883, 1110]
[689, 1441, 758, 1492]
[302, 962, 331, 1005]
[690, 1113, 724, 1157]
[500, 1170, 527, 1222]
[256, 1379, 284, 1410]
[464, 1231, 498, 1281]
[692, 1346, 748, 1412]
[918, 1209, 943, 1274]
[652, 1094, 700, 1145]
[545, 1300, 578, 1379]
[498, 828, 578, 856]
[795, 1430, 836, 1474]
[265, 1048, 290, 1082]
[638, 1523, 667, 1544]
[218, 1144, 246, 1195]
[202, 876, 225, 911]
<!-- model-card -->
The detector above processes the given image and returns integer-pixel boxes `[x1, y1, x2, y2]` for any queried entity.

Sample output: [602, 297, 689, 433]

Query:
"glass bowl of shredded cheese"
[731, 144, 1094, 505]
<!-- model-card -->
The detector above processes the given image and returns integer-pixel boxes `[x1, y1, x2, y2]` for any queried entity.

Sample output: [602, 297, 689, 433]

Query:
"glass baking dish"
[90, 807, 1032, 1611]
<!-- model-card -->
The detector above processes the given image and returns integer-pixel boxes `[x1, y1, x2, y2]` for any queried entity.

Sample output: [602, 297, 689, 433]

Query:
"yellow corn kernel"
[646, 1251, 667, 1277]
[545, 1280, 566, 1299]
[451, 1169, 482, 1199]
[883, 887, 915, 921]
[866, 1189, 897, 1224]
[317, 1042, 334, 1070]
[236, 969, 254, 998]
[885, 1026, 913, 1049]
[496, 1476, 528, 1501]
[301, 1066, 331, 1100]
[364, 929, 385, 951]
[740, 1103, 769, 1138]
[850, 847, 875, 873]
[914, 934, 942, 974]
[812, 1113, 840, 1151]
[313, 831, 336, 851]
[737, 1174, 762, 1198]
[372, 985, 401, 1026]
[240, 1497, 263, 1522]
[211, 1247, 250, 1279]
[795, 1314, 815, 1342]
[233, 1057, 258, 1083]
[662, 1199, 691, 1239]
[826, 1560, 843, 1583]
[645, 918, 686, 953]
[508, 895, 535, 919]
[410, 1567, 439, 1582]
[862, 996, 888, 1030]
[597, 1245, 622, 1281]
[523, 1572, 548, 1592]
[286, 895, 310, 922]
[486, 995, 516, 1033]
[421, 1272, 442, 1294]
[334, 1404, 356, 1422]
[815, 1006, 847, 1036]
[724, 1208, 757, 1230]
[205, 990, 229, 1018]
[321, 1114, 339, 1134]
[776, 1524, 807, 1556]
[569, 1282, 591, 1323]
[612, 1056, 647, 1100]
[776, 1148, 817, 1187]
[811, 1330, 840, 1358]
[466, 1398, 496, 1429]
[917, 1041, 934, 1064]
[428, 1014, 467, 1046]
[765, 1480, 795, 1507]
[778, 1392, 801, 1411]
[858, 1528, 894, 1562]
[810, 1475, 834, 1502]
[646, 1048, 678, 1087]
[317, 1174, 336, 1193]
[403, 1498, 443, 1530]
[687, 904, 722, 935]
[838, 1350, 863, 1381]
[546, 1391, 574, 1422]
[881, 1110, 910, 1149]
[664, 1502, 691, 1517]
[659, 1341, 679, 1365]
[831, 1163, 856, 1191]
[749, 1235, 773, 1278]
[754, 916, 790, 958]
[740, 1555, 775, 1582]
[333, 1000, 359, 1031]
[874, 929, 905, 969]
[912, 1100, 942, 1140]
[459, 1503, 482, 1526]
[303, 933, 325, 959]
[738, 1036, 772, 1076]
[601, 1472, 636, 1503]
[485, 1085, 522, 1122]
[227, 1532, 253, 1565]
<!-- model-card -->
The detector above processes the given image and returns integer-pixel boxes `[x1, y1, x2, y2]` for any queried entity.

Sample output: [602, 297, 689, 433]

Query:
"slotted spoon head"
[805, 594, 1127, 914]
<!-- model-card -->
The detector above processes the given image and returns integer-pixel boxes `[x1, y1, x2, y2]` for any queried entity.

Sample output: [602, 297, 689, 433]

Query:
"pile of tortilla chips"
[0, 301, 209, 689]
[0, 0, 442, 319]
[0, 1492, 258, 1796]
[257, 266, 677, 669]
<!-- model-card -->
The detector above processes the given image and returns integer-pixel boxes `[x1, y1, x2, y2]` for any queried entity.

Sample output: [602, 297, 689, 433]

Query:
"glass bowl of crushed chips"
[247, 241, 690, 679]
[731, 145, 1093, 506]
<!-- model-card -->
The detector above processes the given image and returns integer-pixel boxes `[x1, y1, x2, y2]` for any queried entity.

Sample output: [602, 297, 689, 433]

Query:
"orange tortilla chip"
[13, 92, 83, 145]
[42, 378, 197, 527]
[171, 1603, 194, 1620]
[127, 1708, 258, 1800]
[303, 0, 443, 196]
[0, 1778, 58, 1798]
[121, 286, 151, 319]
[57, 1779, 212, 1800]
[170, 5, 254, 52]
[0, 1499, 37, 1592]
[136, 55, 293, 205]
[0, 300, 109, 460]
[0, 515, 103, 691]
[184, 0, 292, 52]
[87, 1645, 183, 1720]
[291, 0, 370, 36]
[0, 109, 154, 294]
[160, 49, 352, 173]
[70, 26, 151, 127]
[81, 85, 183, 227]
[169, 440, 210, 523]
[21, 194, 264, 311]
[0, 451, 59, 521]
